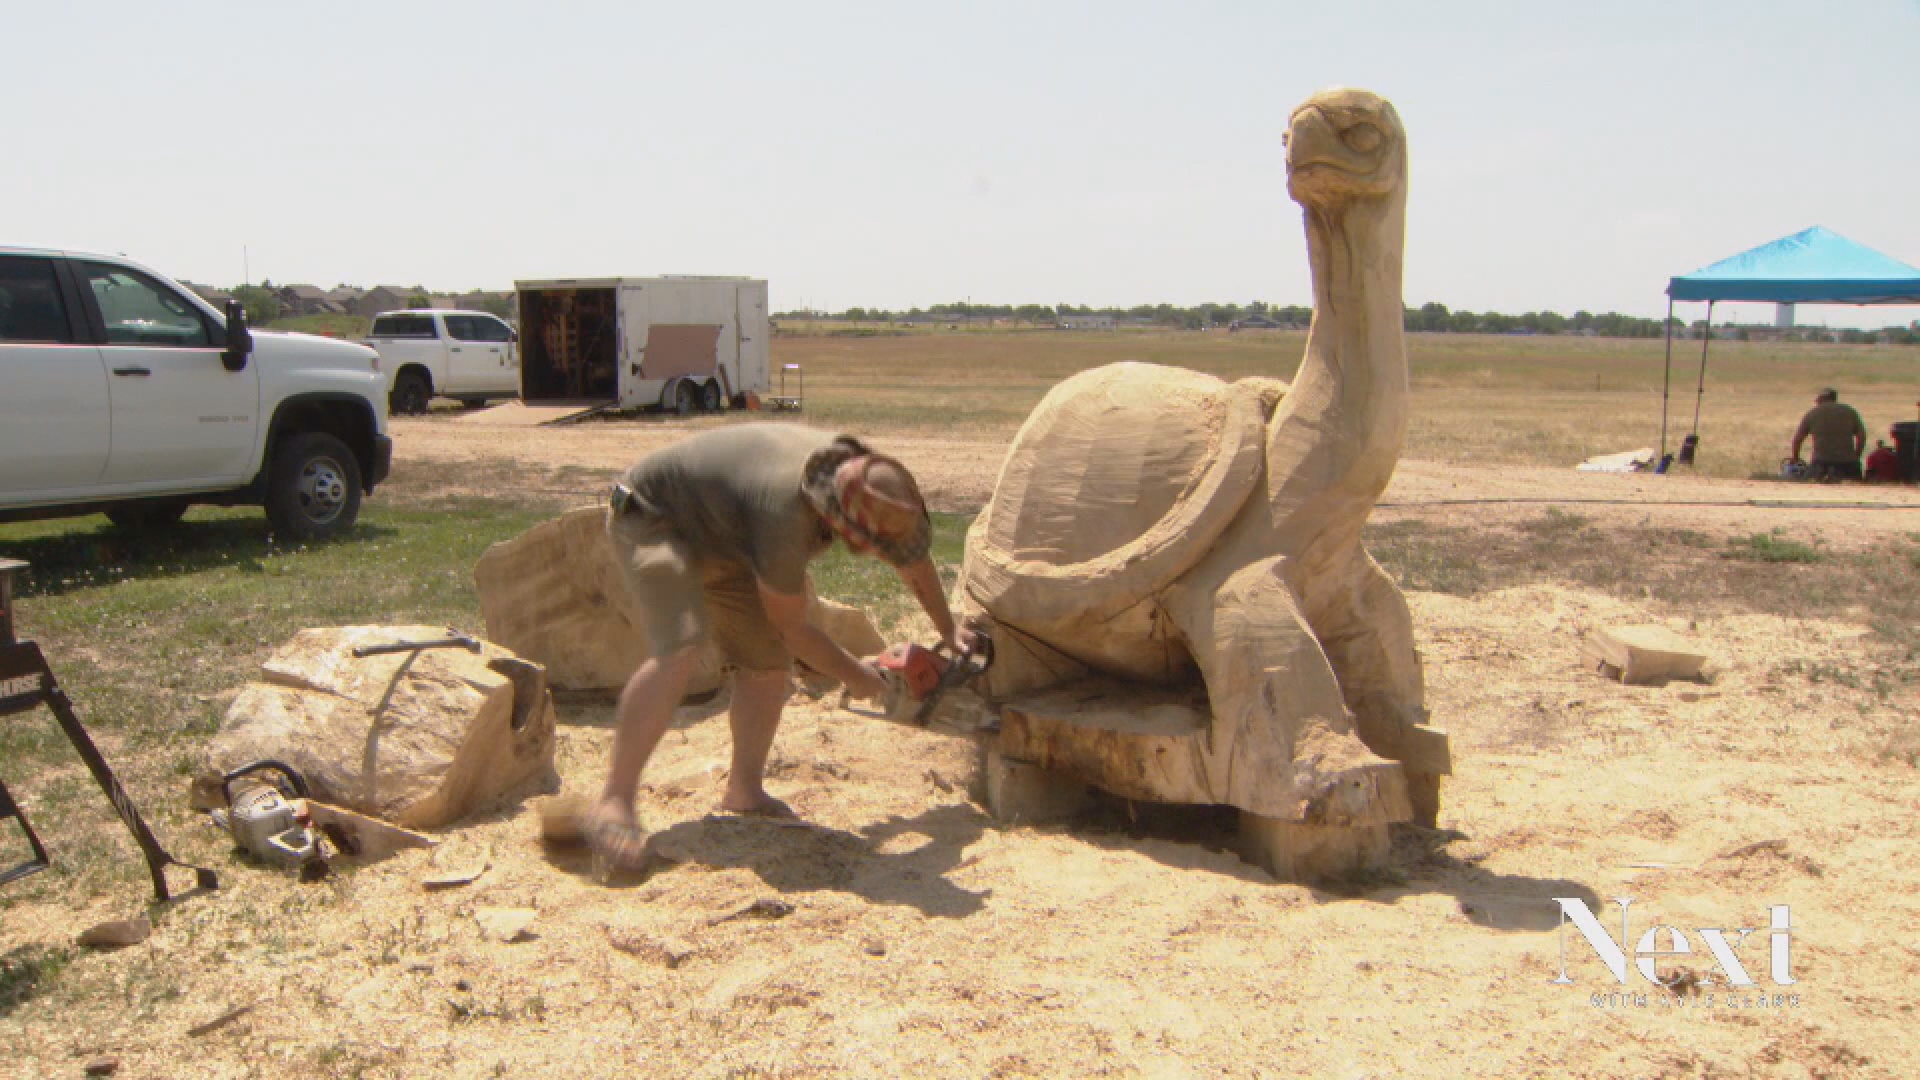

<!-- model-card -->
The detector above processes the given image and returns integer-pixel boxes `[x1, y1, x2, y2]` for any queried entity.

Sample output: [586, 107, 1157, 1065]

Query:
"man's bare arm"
[897, 557, 961, 649]
[757, 581, 887, 698]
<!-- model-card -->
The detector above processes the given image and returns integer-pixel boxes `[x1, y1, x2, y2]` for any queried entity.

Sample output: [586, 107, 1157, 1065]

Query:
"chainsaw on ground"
[210, 761, 329, 880]
[866, 631, 994, 727]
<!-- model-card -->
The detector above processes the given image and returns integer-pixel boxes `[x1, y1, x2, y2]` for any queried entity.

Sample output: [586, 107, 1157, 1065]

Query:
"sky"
[8, 1, 1919, 327]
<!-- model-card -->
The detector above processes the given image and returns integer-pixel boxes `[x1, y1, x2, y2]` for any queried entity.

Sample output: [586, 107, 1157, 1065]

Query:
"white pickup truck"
[364, 309, 520, 415]
[0, 247, 393, 541]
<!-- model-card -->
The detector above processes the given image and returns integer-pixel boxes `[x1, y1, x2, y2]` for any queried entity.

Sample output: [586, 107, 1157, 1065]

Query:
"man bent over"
[591, 423, 963, 868]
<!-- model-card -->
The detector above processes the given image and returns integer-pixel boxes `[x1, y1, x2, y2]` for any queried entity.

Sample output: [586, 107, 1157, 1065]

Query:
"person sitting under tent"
[1789, 387, 1867, 481]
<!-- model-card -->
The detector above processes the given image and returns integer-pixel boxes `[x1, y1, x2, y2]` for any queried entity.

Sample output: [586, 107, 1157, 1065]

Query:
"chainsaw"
[867, 632, 994, 727]
[210, 761, 328, 880]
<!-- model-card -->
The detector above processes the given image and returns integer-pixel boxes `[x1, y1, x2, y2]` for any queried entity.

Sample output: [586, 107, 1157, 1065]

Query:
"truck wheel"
[700, 380, 723, 412]
[391, 371, 432, 416]
[105, 501, 189, 531]
[265, 432, 362, 543]
[674, 380, 698, 416]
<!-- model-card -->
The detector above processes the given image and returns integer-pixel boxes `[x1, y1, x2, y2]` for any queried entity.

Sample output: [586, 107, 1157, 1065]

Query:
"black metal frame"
[0, 558, 217, 902]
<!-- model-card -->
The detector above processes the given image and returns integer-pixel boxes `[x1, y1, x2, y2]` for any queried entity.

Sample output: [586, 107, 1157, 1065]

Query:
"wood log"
[1583, 624, 1708, 684]
[474, 506, 727, 693]
[208, 626, 559, 828]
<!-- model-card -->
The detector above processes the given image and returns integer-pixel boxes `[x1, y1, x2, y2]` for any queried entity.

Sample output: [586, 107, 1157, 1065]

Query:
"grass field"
[776, 325, 1920, 479]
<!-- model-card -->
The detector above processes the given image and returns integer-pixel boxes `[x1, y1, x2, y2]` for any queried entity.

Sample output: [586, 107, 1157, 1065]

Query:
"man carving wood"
[590, 423, 963, 869]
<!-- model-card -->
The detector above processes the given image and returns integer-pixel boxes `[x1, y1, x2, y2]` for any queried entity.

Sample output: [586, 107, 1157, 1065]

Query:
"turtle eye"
[1343, 123, 1383, 152]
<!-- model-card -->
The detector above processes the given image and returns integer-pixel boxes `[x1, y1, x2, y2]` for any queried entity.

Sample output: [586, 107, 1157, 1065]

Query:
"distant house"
[455, 290, 502, 309]
[328, 286, 366, 311]
[185, 283, 233, 306]
[356, 285, 427, 316]
[276, 284, 344, 316]
[1058, 314, 1115, 331]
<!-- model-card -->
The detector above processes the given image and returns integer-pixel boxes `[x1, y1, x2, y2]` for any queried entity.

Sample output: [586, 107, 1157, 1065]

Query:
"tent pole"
[1691, 299, 1713, 433]
[1659, 297, 1674, 460]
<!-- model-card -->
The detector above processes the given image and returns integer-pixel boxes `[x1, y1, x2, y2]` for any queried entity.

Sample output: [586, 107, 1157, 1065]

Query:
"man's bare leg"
[719, 666, 794, 814]
[592, 646, 698, 857]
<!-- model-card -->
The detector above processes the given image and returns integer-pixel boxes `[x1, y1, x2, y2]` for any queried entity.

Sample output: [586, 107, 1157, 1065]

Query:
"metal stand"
[766, 363, 805, 411]
[0, 558, 217, 902]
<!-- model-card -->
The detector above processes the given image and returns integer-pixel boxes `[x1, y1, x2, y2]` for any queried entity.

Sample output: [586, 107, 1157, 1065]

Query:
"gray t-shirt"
[1795, 402, 1867, 464]
[621, 424, 838, 594]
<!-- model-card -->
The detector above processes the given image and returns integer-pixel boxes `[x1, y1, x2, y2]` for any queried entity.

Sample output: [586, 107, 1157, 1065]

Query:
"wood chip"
[423, 842, 491, 889]
[608, 930, 697, 968]
[475, 906, 537, 943]
[706, 897, 795, 927]
[75, 917, 150, 950]
[1716, 839, 1788, 860]
[187, 1004, 254, 1037]
[83, 1057, 118, 1076]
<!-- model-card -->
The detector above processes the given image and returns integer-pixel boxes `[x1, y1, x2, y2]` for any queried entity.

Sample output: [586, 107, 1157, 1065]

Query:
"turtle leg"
[1311, 551, 1447, 827]
[1164, 554, 1411, 880]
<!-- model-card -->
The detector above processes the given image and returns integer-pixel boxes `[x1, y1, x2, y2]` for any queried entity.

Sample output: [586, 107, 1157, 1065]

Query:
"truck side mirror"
[223, 299, 252, 372]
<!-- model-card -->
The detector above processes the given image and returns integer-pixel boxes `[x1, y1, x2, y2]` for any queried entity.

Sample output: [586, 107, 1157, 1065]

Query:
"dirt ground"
[7, 413, 1919, 1078]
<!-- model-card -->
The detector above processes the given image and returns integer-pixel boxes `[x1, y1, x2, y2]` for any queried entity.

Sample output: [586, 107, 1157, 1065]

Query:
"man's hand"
[844, 658, 889, 702]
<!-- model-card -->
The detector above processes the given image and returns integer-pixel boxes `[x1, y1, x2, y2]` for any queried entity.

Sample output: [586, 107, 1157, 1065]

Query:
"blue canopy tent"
[1660, 226, 1920, 463]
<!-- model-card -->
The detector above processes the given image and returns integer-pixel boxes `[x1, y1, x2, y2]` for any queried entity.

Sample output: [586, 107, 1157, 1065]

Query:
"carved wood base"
[979, 747, 1091, 825]
[1237, 814, 1389, 883]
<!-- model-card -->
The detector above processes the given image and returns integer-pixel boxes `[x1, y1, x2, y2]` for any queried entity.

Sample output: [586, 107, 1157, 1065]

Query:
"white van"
[365, 309, 520, 414]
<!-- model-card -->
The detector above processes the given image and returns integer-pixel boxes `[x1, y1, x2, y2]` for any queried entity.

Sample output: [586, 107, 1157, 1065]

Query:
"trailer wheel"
[700, 380, 723, 412]
[674, 380, 698, 416]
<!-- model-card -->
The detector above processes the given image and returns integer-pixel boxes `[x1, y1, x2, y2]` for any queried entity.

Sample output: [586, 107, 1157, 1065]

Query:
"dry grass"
[778, 328, 1920, 478]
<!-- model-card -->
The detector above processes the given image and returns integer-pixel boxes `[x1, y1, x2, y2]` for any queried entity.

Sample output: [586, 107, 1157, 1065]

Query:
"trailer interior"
[518, 287, 618, 402]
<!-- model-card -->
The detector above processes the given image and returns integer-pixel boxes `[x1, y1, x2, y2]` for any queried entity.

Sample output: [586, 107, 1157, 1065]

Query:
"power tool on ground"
[210, 761, 328, 879]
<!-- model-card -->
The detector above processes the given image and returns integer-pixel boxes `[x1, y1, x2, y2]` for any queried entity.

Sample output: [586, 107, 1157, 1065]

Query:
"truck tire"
[391, 371, 432, 416]
[265, 432, 362, 543]
[674, 379, 698, 416]
[700, 380, 723, 412]
[105, 501, 189, 531]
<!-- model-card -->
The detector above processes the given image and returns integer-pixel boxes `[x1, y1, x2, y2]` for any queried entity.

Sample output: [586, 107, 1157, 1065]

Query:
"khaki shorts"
[606, 504, 792, 673]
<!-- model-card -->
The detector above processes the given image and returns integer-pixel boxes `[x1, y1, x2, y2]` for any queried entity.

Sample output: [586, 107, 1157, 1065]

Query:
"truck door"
[445, 314, 518, 395]
[0, 255, 109, 496]
[77, 261, 259, 489]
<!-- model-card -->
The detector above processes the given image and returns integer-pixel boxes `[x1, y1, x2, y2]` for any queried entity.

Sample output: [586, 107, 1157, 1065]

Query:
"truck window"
[444, 315, 514, 343]
[80, 263, 210, 347]
[0, 256, 74, 344]
[371, 314, 439, 338]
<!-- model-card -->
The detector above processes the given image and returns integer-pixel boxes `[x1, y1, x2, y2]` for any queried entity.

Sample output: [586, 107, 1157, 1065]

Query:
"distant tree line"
[784, 300, 1920, 343]
[789, 300, 1677, 337]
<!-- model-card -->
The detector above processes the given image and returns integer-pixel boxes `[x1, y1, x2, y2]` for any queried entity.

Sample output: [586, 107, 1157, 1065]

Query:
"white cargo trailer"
[513, 276, 769, 415]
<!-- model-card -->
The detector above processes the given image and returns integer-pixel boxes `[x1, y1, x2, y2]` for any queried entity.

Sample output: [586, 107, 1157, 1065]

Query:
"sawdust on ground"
[4, 415, 1917, 1078]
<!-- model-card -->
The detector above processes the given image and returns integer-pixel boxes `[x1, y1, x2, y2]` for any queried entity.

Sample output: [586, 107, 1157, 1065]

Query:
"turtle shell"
[964, 362, 1271, 631]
